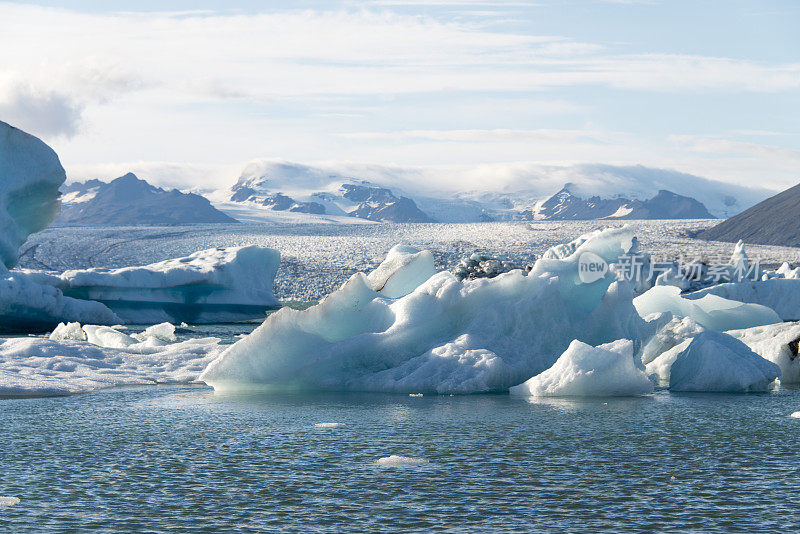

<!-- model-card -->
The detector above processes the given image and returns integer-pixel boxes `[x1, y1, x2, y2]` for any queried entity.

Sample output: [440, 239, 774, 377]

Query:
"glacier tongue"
[200, 227, 646, 394]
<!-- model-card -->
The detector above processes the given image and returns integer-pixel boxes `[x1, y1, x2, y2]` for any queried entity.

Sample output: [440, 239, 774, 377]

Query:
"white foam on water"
[0, 496, 20, 507]
[376, 455, 428, 466]
[314, 422, 345, 428]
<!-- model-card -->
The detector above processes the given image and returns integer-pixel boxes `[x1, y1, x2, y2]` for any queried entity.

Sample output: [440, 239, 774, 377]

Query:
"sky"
[0, 0, 798, 192]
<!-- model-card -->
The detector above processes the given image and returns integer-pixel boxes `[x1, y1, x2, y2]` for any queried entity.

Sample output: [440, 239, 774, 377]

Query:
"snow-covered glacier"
[24, 246, 281, 324]
[200, 227, 647, 394]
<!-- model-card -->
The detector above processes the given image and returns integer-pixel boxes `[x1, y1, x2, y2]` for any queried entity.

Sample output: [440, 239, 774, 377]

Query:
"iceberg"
[365, 244, 436, 299]
[727, 322, 800, 384]
[0, 121, 124, 331]
[640, 315, 704, 366]
[200, 227, 647, 394]
[0, 120, 65, 268]
[27, 246, 281, 324]
[509, 339, 653, 397]
[0, 267, 120, 333]
[686, 279, 800, 321]
[632, 285, 780, 332]
[668, 330, 780, 392]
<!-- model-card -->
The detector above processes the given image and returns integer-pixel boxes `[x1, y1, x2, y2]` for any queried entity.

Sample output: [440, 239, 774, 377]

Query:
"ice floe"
[0, 323, 224, 396]
[510, 339, 653, 397]
[0, 496, 20, 507]
[686, 279, 800, 321]
[200, 227, 646, 394]
[667, 331, 780, 393]
[375, 455, 428, 466]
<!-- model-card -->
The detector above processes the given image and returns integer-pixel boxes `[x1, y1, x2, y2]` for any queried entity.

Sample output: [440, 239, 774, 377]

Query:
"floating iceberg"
[0, 333, 224, 397]
[0, 267, 120, 333]
[0, 120, 65, 268]
[509, 339, 653, 397]
[633, 285, 780, 332]
[0, 122, 125, 331]
[667, 330, 780, 393]
[200, 227, 646, 394]
[686, 279, 800, 321]
[727, 322, 800, 384]
[640, 316, 704, 366]
[27, 246, 280, 324]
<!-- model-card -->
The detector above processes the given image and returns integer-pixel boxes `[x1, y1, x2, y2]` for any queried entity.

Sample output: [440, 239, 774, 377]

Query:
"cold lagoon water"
[3, 385, 800, 533]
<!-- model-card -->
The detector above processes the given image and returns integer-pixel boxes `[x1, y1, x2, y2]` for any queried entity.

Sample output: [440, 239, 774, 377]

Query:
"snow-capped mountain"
[213, 161, 737, 223]
[518, 186, 714, 220]
[224, 168, 434, 223]
[57, 173, 237, 226]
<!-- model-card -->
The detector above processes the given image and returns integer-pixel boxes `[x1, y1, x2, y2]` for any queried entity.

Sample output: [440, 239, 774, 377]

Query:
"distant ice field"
[20, 220, 800, 302]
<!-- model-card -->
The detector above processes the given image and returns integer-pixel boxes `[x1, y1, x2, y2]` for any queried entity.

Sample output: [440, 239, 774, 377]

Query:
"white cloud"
[337, 128, 623, 144]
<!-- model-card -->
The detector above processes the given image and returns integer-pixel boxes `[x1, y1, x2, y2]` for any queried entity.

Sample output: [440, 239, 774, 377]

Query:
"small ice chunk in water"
[82, 325, 139, 349]
[376, 455, 429, 466]
[314, 422, 345, 428]
[49, 322, 86, 341]
[0, 496, 20, 507]
[790, 412, 800, 419]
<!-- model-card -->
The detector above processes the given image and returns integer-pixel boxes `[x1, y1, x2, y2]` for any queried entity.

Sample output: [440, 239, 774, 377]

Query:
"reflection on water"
[2, 386, 800, 533]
